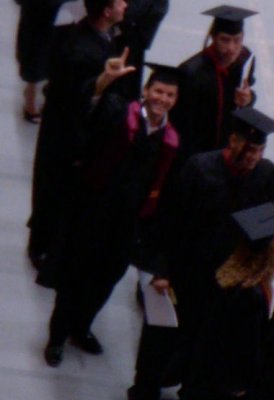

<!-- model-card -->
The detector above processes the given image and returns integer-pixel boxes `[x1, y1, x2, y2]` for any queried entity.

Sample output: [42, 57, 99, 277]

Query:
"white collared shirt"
[141, 106, 167, 135]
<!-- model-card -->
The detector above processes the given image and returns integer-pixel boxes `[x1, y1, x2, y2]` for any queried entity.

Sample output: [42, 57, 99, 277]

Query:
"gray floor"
[0, 1, 274, 399]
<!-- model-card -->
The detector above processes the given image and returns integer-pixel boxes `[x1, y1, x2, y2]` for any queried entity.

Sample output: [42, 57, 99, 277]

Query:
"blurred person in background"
[16, 0, 80, 123]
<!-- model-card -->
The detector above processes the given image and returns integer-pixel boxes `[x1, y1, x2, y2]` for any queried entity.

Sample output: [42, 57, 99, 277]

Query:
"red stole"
[204, 45, 229, 148]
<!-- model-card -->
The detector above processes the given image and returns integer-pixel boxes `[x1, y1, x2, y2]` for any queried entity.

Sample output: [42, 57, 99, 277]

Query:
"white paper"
[269, 279, 274, 319]
[143, 285, 178, 328]
[55, 0, 86, 26]
[240, 54, 254, 87]
[138, 270, 154, 290]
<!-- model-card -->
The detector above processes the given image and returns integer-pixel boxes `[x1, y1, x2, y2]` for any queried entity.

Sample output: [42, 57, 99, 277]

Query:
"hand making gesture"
[95, 47, 136, 96]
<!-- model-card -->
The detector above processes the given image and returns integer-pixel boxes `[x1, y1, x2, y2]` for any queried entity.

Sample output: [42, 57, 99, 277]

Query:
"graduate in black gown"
[28, 0, 132, 267]
[171, 5, 257, 160]
[38, 64, 180, 368]
[208, 204, 274, 400]
[159, 107, 274, 400]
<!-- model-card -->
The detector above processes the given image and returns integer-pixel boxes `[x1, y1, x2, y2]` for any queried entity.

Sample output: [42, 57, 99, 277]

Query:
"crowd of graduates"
[15, 1, 274, 400]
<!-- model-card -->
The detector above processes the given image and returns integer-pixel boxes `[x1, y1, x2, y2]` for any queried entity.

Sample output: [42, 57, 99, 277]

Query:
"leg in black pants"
[48, 289, 77, 347]
[128, 322, 180, 400]
[71, 258, 130, 339]
[44, 287, 77, 367]
[45, 285, 104, 366]
[45, 257, 129, 365]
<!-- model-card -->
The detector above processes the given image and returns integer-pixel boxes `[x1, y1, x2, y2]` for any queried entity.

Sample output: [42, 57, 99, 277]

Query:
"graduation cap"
[202, 5, 258, 35]
[232, 107, 274, 144]
[232, 202, 274, 251]
[144, 62, 181, 86]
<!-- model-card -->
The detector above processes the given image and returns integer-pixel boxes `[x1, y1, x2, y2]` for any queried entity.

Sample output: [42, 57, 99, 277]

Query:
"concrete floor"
[0, 0, 274, 399]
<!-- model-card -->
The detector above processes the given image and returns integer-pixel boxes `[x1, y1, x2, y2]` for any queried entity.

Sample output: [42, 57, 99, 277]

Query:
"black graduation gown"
[167, 151, 274, 316]
[262, 316, 274, 399]
[124, 0, 169, 49]
[16, 0, 74, 82]
[171, 47, 256, 160]
[161, 151, 274, 398]
[116, 0, 169, 100]
[37, 100, 174, 342]
[185, 285, 269, 400]
[38, 104, 169, 288]
[29, 18, 121, 256]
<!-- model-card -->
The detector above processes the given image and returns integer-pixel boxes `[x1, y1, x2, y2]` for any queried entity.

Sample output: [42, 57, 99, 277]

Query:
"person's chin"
[245, 163, 257, 172]
[152, 106, 165, 116]
[223, 55, 237, 66]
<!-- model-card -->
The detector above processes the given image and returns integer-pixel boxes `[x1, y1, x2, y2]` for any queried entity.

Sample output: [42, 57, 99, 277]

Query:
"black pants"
[48, 260, 129, 346]
[130, 322, 180, 399]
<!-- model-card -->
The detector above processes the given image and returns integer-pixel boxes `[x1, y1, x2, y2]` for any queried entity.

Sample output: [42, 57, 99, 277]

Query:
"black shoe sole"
[44, 346, 64, 367]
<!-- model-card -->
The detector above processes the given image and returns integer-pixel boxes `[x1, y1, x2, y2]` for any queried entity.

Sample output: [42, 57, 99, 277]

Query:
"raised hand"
[95, 47, 136, 95]
[234, 79, 253, 107]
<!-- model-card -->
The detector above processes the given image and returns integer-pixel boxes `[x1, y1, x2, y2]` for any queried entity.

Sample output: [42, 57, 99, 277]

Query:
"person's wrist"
[95, 72, 114, 96]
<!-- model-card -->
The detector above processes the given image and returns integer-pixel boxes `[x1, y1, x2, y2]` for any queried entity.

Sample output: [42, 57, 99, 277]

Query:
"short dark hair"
[210, 19, 244, 36]
[145, 72, 179, 89]
[84, 0, 115, 19]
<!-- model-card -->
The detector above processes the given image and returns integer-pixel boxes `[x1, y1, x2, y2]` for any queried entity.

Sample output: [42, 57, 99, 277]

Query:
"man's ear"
[104, 7, 111, 19]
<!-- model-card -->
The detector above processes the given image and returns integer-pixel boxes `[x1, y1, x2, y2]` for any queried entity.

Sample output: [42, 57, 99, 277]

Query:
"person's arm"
[81, 93, 128, 165]
[59, 30, 135, 126]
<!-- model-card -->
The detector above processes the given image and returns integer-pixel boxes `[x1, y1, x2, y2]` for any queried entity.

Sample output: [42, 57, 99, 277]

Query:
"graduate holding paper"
[172, 5, 258, 159]
[160, 107, 274, 400]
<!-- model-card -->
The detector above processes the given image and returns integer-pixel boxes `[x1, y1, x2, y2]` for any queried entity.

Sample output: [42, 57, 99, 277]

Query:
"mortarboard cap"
[232, 107, 274, 145]
[144, 62, 181, 86]
[232, 203, 274, 251]
[202, 5, 258, 35]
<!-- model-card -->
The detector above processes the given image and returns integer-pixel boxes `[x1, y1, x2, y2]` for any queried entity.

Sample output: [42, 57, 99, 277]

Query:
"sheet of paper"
[55, 0, 86, 26]
[138, 270, 154, 290]
[240, 54, 254, 87]
[269, 280, 274, 319]
[143, 285, 178, 328]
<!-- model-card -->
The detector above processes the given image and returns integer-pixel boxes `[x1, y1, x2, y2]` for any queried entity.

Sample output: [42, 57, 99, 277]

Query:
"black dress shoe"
[44, 345, 64, 367]
[127, 386, 160, 400]
[27, 247, 47, 270]
[23, 109, 41, 124]
[71, 333, 103, 355]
